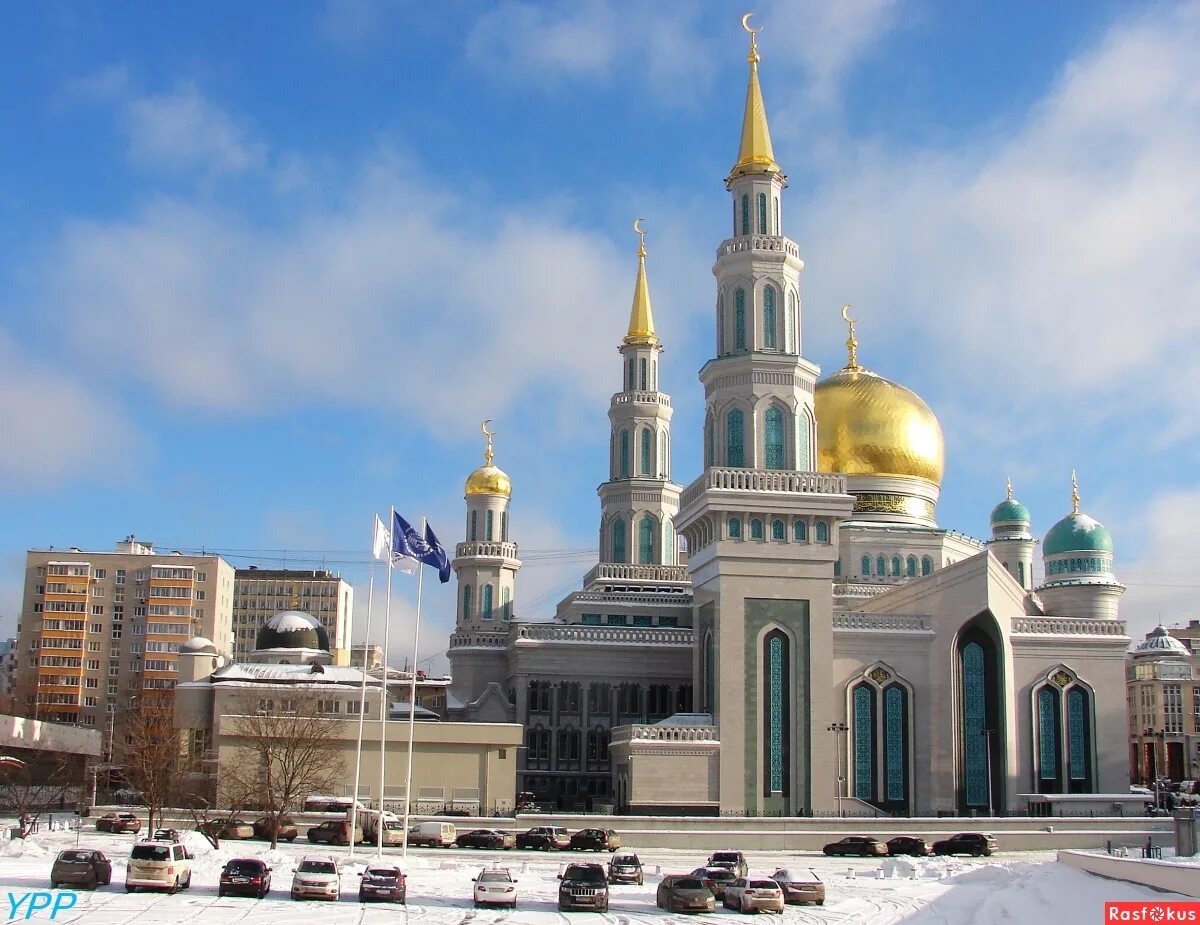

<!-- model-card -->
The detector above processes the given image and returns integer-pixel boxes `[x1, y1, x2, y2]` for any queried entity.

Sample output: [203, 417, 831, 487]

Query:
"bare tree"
[222, 694, 345, 849]
[0, 753, 80, 835]
[117, 696, 184, 832]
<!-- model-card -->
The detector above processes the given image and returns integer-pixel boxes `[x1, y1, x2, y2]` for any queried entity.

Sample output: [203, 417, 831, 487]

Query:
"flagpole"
[347, 543, 378, 859]
[400, 517, 426, 860]
[376, 506, 396, 858]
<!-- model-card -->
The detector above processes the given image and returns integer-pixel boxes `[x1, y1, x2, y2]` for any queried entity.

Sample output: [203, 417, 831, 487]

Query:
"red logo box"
[1105, 903, 1200, 922]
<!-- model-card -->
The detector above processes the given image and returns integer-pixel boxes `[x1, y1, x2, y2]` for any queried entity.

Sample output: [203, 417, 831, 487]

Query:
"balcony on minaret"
[453, 540, 520, 563]
[611, 390, 671, 409]
[717, 235, 800, 261]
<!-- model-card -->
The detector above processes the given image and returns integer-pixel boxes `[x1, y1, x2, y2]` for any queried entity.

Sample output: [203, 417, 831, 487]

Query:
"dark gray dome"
[255, 610, 329, 652]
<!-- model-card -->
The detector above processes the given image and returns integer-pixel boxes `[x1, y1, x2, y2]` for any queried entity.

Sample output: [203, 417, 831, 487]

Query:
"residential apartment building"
[11, 538, 235, 741]
[0, 637, 17, 713]
[1127, 625, 1200, 783]
[231, 568, 353, 666]
[350, 643, 384, 670]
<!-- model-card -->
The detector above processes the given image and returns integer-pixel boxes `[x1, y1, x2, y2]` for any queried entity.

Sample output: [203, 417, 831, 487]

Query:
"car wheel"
[126, 886, 135, 893]
[169, 878, 179, 895]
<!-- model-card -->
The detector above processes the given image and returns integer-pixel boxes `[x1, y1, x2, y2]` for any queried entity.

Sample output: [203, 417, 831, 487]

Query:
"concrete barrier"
[1057, 849, 1200, 898]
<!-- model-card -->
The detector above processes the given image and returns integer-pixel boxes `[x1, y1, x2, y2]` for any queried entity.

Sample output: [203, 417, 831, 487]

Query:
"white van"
[126, 841, 193, 893]
[407, 821, 456, 847]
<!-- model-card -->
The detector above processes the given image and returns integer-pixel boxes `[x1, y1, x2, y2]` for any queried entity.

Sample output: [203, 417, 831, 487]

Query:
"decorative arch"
[703, 630, 716, 713]
[764, 404, 786, 469]
[876, 555, 886, 575]
[956, 619, 1006, 814]
[1032, 666, 1096, 794]
[921, 556, 934, 576]
[847, 663, 913, 811]
[762, 627, 791, 795]
[860, 555, 871, 576]
[638, 514, 656, 564]
[906, 555, 918, 577]
[771, 519, 786, 540]
[891, 555, 902, 577]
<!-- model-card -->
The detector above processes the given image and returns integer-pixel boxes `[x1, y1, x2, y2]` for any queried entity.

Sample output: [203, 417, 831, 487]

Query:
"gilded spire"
[841, 304, 860, 371]
[624, 218, 659, 347]
[728, 13, 783, 184]
[481, 419, 495, 466]
[1071, 469, 1080, 514]
[1006, 477, 1013, 501]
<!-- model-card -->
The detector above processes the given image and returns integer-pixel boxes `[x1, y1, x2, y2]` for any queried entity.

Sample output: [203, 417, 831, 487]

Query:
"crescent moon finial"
[481, 419, 495, 466]
[841, 304, 853, 324]
[741, 12, 761, 34]
[841, 304, 860, 370]
[632, 218, 646, 257]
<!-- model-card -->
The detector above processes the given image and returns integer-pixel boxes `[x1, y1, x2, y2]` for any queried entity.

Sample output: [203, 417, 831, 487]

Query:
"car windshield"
[581, 829, 601, 836]
[130, 845, 170, 861]
[675, 879, 705, 890]
[750, 880, 780, 890]
[58, 851, 92, 862]
[566, 867, 605, 883]
[226, 861, 263, 874]
[298, 861, 336, 874]
[711, 852, 740, 861]
[478, 870, 511, 882]
[614, 857, 639, 865]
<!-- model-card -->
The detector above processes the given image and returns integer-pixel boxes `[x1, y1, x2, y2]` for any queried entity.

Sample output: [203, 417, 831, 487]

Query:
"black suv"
[516, 826, 570, 850]
[558, 863, 610, 912]
[932, 833, 997, 856]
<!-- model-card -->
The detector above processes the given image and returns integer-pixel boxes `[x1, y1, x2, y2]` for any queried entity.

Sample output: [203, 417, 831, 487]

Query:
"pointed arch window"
[772, 519, 785, 540]
[485, 510, 494, 541]
[1067, 687, 1091, 787]
[658, 429, 668, 478]
[773, 197, 780, 235]
[764, 405, 785, 469]
[705, 413, 715, 468]
[796, 410, 810, 470]
[921, 556, 933, 576]
[501, 511, 508, 541]
[763, 286, 777, 349]
[794, 521, 807, 541]
[891, 555, 902, 577]
[861, 555, 871, 576]
[750, 518, 764, 540]
[626, 358, 635, 391]
[612, 518, 626, 563]
[640, 428, 651, 476]
[639, 358, 648, 391]
[1037, 686, 1060, 789]
[1017, 561, 1026, 586]
[906, 555, 917, 577]
[501, 586, 511, 621]
[961, 641, 989, 808]
[619, 430, 630, 477]
[470, 510, 478, 542]
[764, 630, 790, 794]
[876, 555, 886, 576]
[726, 409, 745, 467]
[462, 585, 472, 621]
[638, 515, 655, 564]
[815, 521, 829, 543]
[883, 684, 908, 803]
[718, 297, 726, 355]
[741, 194, 750, 236]
[663, 519, 676, 566]
[481, 585, 493, 620]
[735, 289, 746, 350]
[757, 192, 768, 234]
[853, 684, 875, 801]
[728, 517, 742, 539]
[784, 291, 795, 353]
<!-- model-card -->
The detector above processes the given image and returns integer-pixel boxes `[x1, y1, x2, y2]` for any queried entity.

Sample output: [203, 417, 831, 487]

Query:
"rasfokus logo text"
[1106, 902, 1200, 922]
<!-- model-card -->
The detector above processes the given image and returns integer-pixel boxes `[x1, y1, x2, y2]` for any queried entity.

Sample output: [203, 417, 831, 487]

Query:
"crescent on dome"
[632, 218, 645, 236]
[481, 419, 494, 439]
[741, 12, 761, 34]
[841, 304, 855, 324]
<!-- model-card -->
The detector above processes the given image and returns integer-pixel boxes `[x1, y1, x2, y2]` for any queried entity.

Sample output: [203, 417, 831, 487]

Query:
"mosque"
[445, 22, 1131, 816]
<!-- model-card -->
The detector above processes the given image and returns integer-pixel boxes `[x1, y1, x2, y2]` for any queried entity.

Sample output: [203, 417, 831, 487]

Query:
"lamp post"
[981, 729, 996, 817]
[827, 722, 848, 817]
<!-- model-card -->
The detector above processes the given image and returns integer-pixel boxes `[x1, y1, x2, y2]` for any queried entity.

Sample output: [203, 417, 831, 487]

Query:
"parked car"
[657, 875, 717, 914]
[690, 866, 738, 899]
[706, 850, 749, 878]
[886, 836, 932, 857]
[608, 853, 644, 885]
[218, 858, 271, 898]
[51, 850, 111, 889]
[96, 812, 141, 834]
[291, 856, 341, 901]
[822, 836, 887, 857]
[723, 877, 786, 914]
[253, 816, 298, 842]
[770, 868, 825, 906]
[307, 820, 361, 846]
[473, 866, 518, 908]
[558, 863, 609, 912]
[932, 833, 997, 857]
[358, 865, 406, 903]
[516, 825, 570, 850]
[217, 819, 255, 840]
[569, 828, 621, 852]
[125, 841, 193, 893]
[456, 829, 516, 850]
[152, 829, 183, 843]
[407, 821, 457, 848]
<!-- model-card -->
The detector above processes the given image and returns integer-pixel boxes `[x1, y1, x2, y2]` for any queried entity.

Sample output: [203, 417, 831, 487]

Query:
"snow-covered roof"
[209, 663, 379, 686]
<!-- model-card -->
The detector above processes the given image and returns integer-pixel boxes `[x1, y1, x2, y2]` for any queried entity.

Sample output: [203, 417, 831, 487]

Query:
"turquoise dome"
[990, 498, 1030, 525]
[1043, 512, 1113, 556]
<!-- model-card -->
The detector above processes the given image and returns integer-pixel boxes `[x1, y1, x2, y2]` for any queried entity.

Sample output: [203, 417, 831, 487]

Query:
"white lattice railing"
[454, 541, 520, 559]
[832, 613, 933, 633]
[583, 563, 691, 585]
[718, 236, 801, 260]
[680, 468, 847, 508]
[615, 723, 720, 743]
[1011, 618, 1127, 636]
[610, 391, 671, 408]
[514, 625, 693, 646]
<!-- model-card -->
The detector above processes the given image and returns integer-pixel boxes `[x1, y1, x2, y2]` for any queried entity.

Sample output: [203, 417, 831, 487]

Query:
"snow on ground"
[1, 826, 1193, 925]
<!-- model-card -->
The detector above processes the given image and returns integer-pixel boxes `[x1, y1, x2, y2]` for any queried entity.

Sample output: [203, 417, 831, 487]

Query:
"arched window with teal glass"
[1067, 686, 1092, 791]
[750, 518, 764, 540]
[726, 409, 745, 467]
[883, 684, 908, 804]
[906, 555, 917, 577]
[638, 515, 655, 564]
[705, 413, 715, 468]
[961, 641, 988, 808]
[794, 521, 807, 541]
[462, 585, 472, 621]
[876, 555, 886, 575]
[735, 289, 746, 350]
[501, 511, 508, 541]
[853, 684, 875, 801]
[612, 518, 626, 562]
[815, 521, 829, 543]
[481, 585, 493, 620]
[861, 555, 871, 575]
[485, 510, 494, 541]
[728, 517, 742, 539]
[663, 519, 675, 566]
[626, 358, 634, 391]
[619, 430, 630, 477]
[757, 192, 768, 234]
[640, 427, 651, 475]
[1017, 561, 1026, 585]
[773, 197, 780, 235]
[764, 405, 785, 469]
[658, 429, 667, 478]
[763, 286, 777, 349]
[501, 586, 511, 621]
[891, 556, 902, 576]
[922, 556, 933, 575]
[639, 358, 648, 391]
[741, 194, 750, 236]
[1036, 686, 1060, 791]
[772, 519, 785, 540]
[470, 510, 478, 542]
[784, 291, 795, 353]
[763, 630, 790, 795]
[796, 410, 810, 470]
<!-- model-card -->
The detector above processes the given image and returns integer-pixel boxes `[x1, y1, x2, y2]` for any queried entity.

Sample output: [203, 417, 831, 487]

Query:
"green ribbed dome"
[990, 498, 1030, 525]
[1043, 512, 1112, 556]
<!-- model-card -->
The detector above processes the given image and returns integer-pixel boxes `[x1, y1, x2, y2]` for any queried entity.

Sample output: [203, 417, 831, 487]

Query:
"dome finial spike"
[1006, 476, 1013, 500]
[1070, 469, 1080, 514]
[742, 12, 762, 64]
[624, 219, 659, 346]
[481, 419, 495, 467]
[841, 304, 859, 370]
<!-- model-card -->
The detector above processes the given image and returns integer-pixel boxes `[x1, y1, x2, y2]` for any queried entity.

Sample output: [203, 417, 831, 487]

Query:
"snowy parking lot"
[2, 826, 1194, 925]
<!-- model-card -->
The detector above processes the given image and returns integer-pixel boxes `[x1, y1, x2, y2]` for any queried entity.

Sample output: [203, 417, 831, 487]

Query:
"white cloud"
[124, 83, 265, 173]
[0, 330, 142, 489]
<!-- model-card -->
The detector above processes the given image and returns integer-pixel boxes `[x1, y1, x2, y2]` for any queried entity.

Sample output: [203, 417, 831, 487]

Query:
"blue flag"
[391, 511, 452, 583]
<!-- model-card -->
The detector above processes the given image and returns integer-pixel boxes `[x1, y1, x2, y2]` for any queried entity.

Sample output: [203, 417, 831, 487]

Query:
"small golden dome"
[465, 419, 511, 498]
[814, 366, 945, 485]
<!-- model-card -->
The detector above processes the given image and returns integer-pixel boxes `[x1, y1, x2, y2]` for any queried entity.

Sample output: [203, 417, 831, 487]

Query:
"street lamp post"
[827, 722, 848, 817]
[981, 729, 996, 817]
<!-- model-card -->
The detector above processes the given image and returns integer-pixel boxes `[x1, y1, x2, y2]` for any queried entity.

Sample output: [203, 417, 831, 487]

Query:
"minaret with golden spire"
[728, 13, 784, 184]
[598, 219, 681, 565]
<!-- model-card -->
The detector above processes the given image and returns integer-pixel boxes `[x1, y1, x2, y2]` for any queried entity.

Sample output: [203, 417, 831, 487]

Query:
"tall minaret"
[700, 17, 817, 472]
[598, 221, 682, 566]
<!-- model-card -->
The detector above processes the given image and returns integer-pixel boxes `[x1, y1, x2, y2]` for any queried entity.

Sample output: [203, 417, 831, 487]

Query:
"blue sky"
[3, 0, 1199, 669]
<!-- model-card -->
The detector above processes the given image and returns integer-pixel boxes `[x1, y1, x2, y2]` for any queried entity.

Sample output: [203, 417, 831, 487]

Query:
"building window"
[717, 298, 726, 355]
[705, 414, 715, 468]
[658, 429, 667, 479]
[853, 684, 875, 801]
[728, 517, 742, 539]
[481, 585, 493, 620]
[1067, 687, 1091, 786]
[861, 555, 871, 575]
[772, 519, 785, 541]
[876, 555, 886, 576]
[773, 197, 780, 235]
[764, 405, 785, 469]
[638, 515, 655, 564]
[639, 357, 647, 391]
[906, 555, 918, 578]
[883, 685, 908, 803]
[815, 522, 829, 543]
[619, 430, 630, 477]
[764, 631, 789, 795]
[735, 289, 746, 350]
[922, 556, 934, 576]
[757, 192, 768, 234]
[794, 521, 807, 542]
[640, 428, 651, 475]
[785, 291, 796, 354]
[961, 641, 989, 808]
[1037, 686, 1060, 789]
[581, 613, 601, 626]
[891, 556, 902, 577]
[501, 511, 508, 541]
[612, 518, 626, 562]
[727, 409, 745, 467]
[750, 518, 764, 540]
[763, 286, 777, 349]
[607, 614, 627, 626]
[741, 194, 750, 236]
[501, 586, 511, 621]
[471, 511, 479, 541]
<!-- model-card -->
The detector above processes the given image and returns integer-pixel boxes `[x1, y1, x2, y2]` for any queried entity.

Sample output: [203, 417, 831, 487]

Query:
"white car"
[473, 867, 518, 909]
[291, 856, 340, 901]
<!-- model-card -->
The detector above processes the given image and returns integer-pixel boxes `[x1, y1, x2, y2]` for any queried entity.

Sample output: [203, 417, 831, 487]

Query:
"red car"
[96, 812, 142, 834]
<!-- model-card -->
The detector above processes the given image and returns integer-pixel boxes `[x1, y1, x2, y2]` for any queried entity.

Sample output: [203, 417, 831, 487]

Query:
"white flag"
[371, 515, 391, 561]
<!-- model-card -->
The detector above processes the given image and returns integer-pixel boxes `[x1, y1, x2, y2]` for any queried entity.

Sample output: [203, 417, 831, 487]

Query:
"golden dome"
[465, 419, 511, 497]
[814, 366, 945, 485]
